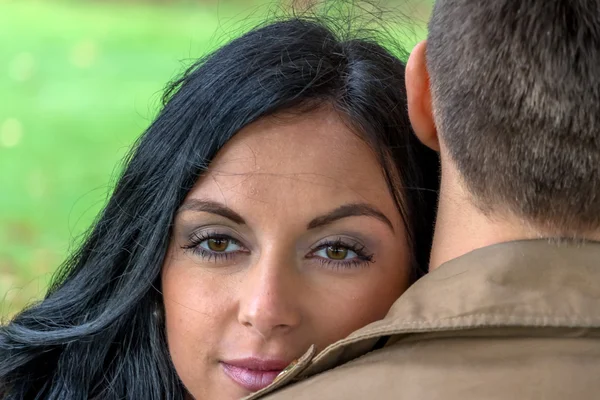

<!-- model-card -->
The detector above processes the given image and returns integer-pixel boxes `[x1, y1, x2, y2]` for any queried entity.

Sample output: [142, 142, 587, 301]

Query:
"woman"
[0, 15, 438, 400]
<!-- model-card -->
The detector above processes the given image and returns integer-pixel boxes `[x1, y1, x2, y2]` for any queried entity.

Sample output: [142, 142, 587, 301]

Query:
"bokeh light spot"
[69, 39, 99, 69]
[0, 118, 24, 148]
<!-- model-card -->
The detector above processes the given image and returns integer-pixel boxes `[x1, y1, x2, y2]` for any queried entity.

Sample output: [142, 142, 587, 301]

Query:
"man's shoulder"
[247, 240, 600, 400]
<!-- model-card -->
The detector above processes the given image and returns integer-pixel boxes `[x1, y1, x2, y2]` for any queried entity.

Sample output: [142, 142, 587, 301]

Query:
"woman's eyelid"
[188, 226, 250, 249]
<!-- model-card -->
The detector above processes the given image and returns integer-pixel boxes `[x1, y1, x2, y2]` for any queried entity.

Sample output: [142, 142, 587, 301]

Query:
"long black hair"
[0, 11, 439, 400]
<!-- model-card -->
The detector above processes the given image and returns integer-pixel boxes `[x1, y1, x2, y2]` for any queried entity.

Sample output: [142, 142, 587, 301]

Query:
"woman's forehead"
[206, 109, 380, 179]
[182, 109, 402, 227]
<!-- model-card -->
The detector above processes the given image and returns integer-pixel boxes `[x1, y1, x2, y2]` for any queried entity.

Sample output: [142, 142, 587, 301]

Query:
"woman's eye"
[199, 237, 242, 253]
[315, 245, 357, 261]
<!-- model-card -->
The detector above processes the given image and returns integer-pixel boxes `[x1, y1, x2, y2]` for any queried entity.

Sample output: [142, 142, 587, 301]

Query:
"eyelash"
[308, 238, 375, 270]
[182, 233, 374, 269]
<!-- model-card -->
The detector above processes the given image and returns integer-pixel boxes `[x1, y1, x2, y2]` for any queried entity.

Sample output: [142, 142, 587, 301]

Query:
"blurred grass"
[0, 0, 430, 319]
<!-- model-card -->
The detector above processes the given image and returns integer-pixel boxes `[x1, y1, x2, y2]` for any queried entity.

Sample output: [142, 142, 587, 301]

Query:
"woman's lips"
[221, 358, 290, 392]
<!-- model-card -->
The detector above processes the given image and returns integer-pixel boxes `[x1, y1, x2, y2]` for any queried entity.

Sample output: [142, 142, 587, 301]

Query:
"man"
[245, 0, 600, 399]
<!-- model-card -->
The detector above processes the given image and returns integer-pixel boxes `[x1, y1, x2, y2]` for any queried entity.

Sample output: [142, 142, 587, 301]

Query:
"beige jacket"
[246, 240, 600, 399]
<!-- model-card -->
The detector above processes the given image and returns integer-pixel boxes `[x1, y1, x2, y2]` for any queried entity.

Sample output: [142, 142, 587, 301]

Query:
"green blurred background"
[0, 0, 431, 319]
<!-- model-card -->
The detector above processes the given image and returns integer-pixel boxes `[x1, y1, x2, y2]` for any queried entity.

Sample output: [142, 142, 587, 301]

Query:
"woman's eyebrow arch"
[177, 199, 246, 225]
[307, 203, 394, 233]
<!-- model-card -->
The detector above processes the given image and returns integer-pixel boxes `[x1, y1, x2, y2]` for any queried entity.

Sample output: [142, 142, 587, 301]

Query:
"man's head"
[407, 0, 600, 237]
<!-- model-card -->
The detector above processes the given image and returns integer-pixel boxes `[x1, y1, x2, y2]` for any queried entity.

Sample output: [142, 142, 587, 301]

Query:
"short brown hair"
[427, 0, 600, 234]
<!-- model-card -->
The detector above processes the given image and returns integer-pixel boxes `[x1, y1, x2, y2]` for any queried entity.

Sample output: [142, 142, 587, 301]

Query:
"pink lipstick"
[221, 358, 290, 392]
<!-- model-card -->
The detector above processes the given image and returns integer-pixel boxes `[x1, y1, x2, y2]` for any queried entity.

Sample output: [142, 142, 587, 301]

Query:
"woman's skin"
[162, 107, 411, 400]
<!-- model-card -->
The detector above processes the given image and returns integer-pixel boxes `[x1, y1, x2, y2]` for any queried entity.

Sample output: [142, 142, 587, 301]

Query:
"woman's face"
[162, 108, 411, 399]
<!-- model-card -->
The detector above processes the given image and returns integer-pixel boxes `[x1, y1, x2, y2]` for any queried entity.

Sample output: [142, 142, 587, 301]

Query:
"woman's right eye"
[182, 232, 248, 262]
[198, 237, 242, 253]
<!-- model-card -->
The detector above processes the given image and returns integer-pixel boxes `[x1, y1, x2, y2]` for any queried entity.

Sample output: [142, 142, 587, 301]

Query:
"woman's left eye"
[314, 245, 358, 261]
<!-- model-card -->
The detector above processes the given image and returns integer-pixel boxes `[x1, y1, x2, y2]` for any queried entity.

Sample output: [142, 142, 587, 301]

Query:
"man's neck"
[429, 196, 536, 270]
[429, 160, 600, 270]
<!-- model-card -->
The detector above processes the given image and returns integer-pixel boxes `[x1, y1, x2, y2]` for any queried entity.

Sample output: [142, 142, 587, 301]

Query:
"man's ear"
[406, 41, 440, 152]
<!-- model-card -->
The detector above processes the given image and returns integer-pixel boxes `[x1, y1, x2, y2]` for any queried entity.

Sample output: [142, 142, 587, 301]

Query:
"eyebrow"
[307, 203, 395, 232]
[178, 200, 393, 232]
[177, 199, 246, 225]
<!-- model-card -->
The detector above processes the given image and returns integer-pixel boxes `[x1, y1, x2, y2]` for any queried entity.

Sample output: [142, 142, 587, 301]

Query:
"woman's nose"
[237, 252, 302, 339]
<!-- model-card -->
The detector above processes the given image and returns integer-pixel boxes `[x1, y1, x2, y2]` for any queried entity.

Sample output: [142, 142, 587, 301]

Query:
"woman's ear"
[406, 41, 440, 152]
